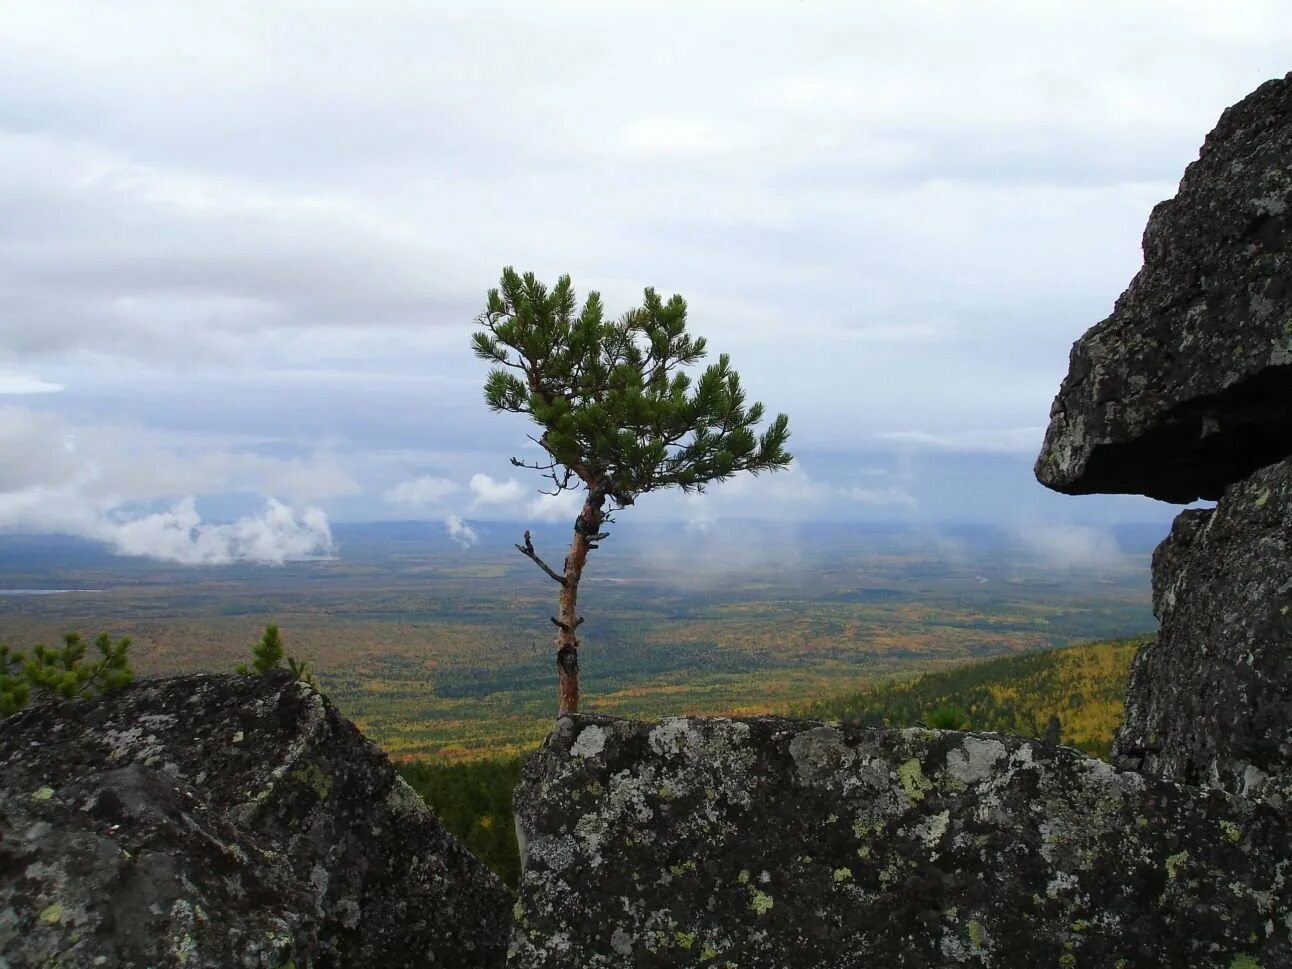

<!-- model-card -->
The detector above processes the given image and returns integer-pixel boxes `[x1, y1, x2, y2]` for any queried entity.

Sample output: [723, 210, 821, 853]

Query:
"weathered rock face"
[0, 672, 510, 968]
[510, 714, 1291, 969]
[1035, 71, 1292, 502]
[1112, 457, 1292, 804]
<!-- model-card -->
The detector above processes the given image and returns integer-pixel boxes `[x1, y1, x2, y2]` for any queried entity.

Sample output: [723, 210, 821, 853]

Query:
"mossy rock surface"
[511, 714, 1292, 969]
[1114, 457, 1292, 806]
[0, 672, 509, 968]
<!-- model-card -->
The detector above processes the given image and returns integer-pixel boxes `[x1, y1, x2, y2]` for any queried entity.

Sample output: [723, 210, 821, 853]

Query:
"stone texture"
[0, 671, 510, 969]
[1036, 71, 1292, 502]
[510, 714, 1292, 969]
[1113, 457, 1292, 805]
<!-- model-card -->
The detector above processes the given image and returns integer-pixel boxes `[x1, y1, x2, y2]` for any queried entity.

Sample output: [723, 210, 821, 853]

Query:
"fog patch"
[1016, 524, 1126, 569]
[444, 514, 479, 549]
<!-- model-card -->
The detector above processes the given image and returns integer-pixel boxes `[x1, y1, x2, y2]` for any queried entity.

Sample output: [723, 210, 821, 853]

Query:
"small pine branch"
[1, 633, 134, 713]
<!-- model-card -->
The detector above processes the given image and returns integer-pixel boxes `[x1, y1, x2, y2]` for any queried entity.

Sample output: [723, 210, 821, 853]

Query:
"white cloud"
[0, 404, 346, 562]
[384, 475, 458, 510]
[444, 514, 478, 548]
[100, 498, 333, 564]
[468, 473, 528, 507]
[527, 489, 582, 523]
[0, 373, 63, 395]
[0, 487, 333, 565]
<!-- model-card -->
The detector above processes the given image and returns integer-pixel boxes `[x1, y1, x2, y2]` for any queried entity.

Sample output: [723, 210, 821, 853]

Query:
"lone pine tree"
[472, 268, 791, 715]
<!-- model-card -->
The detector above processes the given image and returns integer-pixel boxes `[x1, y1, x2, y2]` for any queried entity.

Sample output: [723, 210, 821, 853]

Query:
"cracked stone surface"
[1113, 456, 1292, 806]
[509, 714, 1292, 969]
[0, 671, 510, 968]
[1035, 71, 1292, 502]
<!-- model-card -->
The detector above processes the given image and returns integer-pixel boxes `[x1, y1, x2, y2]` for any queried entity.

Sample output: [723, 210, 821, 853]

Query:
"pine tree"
[238, 624, 317, 687]
[473, 268, 792, 715]
[244, 624, 285, 675]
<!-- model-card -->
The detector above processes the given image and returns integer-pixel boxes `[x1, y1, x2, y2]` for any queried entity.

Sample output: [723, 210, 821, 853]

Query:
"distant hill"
[794, 635, 1147, 758]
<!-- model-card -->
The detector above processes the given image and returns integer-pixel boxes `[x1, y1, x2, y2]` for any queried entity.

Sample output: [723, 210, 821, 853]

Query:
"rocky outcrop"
[1112, 458, 1292, 803]
[1035, 71, 1292, 807]
[1035, 71, 1292, 502]
[0, 672, 510, 968]
[510, 714, 1291, 969]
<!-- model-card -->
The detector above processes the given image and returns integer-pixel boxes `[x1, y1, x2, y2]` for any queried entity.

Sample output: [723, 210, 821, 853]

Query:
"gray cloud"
[0, 2, 1287, 530]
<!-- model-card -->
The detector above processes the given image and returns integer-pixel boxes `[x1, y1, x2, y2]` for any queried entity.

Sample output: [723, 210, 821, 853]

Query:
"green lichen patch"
[897, 757, 932, 802]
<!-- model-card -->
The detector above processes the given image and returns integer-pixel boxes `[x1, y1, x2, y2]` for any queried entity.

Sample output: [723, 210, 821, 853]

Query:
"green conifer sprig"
[0, 633, 134, 715]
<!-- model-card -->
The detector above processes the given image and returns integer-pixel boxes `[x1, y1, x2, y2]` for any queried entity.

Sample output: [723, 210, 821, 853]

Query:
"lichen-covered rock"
[0, 672, 510, 968]
[511, 714, 1291, 969]
[1036, 72, 1292, 502]
[1113, 457, 1292, 805]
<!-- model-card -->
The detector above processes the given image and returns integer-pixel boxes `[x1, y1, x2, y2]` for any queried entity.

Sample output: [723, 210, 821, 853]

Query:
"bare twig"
[549, 615, 585, 633]
[516, 530, 567, 586]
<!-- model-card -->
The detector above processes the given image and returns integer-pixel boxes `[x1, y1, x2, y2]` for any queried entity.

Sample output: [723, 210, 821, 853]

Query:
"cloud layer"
[4, 2, 1281, 542]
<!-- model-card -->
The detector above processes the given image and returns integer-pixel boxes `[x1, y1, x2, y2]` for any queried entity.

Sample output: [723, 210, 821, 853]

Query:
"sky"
[1, 1, 1289, 564]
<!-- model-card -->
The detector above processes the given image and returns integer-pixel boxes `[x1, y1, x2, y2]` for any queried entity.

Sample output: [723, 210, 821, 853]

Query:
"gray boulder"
[510, 714, 1290, 969]
[1035, 72, 1292, 502]
[1113, 457, 1292, 804]
[0, 671, 510, 968]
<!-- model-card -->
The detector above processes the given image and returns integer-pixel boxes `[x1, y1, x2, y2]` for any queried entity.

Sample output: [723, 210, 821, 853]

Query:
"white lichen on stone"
[572, 725, 608, 759]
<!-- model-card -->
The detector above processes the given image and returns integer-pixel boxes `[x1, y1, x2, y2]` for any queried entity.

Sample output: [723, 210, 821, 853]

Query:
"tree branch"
[516, 530, 567, 586]
[550, 615, 585, 633]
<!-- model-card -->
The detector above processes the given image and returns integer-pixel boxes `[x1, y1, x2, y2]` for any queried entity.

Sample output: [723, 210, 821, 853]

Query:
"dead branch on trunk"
[549, 615, 585, 633]
[516, 530, 567, 586]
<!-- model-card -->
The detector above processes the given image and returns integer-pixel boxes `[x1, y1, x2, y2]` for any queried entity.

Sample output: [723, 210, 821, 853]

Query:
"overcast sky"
[2, 1, 1289, 563]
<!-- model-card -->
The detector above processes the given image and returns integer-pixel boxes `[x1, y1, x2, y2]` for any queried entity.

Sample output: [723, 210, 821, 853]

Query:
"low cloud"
[0, 488, 333, 565]
[384, 474, 458, 510]
[444, 514, 478, 548]
[100, 498, 333, 564]
[1016, 524, 1125, 569]
[468, 473, 527, 507]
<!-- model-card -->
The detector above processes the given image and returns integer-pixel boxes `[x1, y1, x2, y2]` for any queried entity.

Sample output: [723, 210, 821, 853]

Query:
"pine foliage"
[472, 268, 791, 506]
[0, 633, 134, 715]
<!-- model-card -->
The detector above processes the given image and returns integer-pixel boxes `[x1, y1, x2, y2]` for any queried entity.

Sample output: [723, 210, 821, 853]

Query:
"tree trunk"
[556, 489, 605, 716]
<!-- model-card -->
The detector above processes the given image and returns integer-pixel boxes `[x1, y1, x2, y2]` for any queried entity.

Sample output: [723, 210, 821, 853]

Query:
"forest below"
[402, 635, 1146, 886]
[0, 522, 1156, 760]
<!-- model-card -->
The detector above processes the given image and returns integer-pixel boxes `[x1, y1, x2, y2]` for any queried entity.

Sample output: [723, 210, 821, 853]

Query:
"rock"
[0, 672, 510, 968]
[1035, 72, 1292, 502]
[1112, 457, 1292, 804]
[510, 714, 1291, 969]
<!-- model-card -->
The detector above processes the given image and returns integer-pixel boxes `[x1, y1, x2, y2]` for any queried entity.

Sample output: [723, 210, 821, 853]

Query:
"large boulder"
[1112, 457, 1292, 804]
[1035, 72, 1292, 502]
[0, 672, 510, 968]
[510, 714, 1291, 969]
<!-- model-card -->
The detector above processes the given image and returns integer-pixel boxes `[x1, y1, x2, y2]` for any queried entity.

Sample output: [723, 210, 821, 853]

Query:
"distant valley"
[0, 520, 1158, 759]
